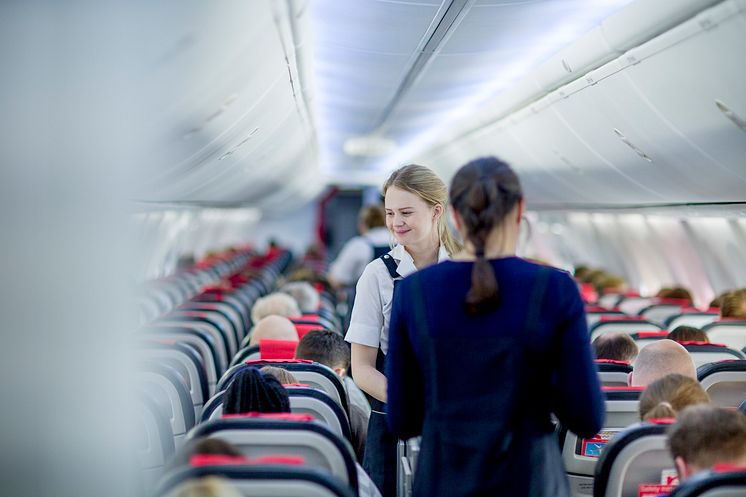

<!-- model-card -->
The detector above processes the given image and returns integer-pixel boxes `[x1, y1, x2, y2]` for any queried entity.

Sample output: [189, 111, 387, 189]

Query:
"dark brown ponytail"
[449, 157, 522, 315]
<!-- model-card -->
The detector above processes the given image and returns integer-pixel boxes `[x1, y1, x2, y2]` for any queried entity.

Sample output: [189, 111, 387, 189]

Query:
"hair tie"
[475, 247, 485, 258]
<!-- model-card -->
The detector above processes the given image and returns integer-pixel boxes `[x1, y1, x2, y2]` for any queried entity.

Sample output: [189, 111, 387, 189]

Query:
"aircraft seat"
[229, 345, 261, 367]
[186, 413, 358, 492]
[144, 326, 221, 394]
[665, 310, 719, 331]
[680, 342, 745, 368]
[590, 317, 662, 341]
[630, 331, 669, 350]
[137, 360, 195, 448]
[595, 360, 633, 387]
[668, 467, 746, 497]
[136, 391, 175, 491]
[137, 340, 209, 420]
[593, 419, 676, 497]
[639, 300, 691, 327]
[697, 360, 746, 408]
[157, 459, 356, 497]
[586, 306, 626, 328]
[559, 386, 644, 497]
[703, 320, 746, 352]
[201, 386, 352, 444]
[218, 361, 349, 415]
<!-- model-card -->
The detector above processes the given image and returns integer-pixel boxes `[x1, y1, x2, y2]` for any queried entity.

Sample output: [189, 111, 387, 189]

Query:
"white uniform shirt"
[344, 244, 449, 354]
[328, 227, 391, 286]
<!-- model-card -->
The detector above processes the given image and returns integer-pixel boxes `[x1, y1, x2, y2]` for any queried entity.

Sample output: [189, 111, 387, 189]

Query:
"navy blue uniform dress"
[386, 257, 604, 497]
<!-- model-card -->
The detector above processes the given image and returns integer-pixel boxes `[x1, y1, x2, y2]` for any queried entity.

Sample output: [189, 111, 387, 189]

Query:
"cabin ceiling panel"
[416, 0, 746, 208]
[136, 0, 322, 211]
[310, 0, 634, 179]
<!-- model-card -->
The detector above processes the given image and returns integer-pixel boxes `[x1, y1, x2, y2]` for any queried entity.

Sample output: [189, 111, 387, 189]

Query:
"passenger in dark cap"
[222, 367, 290, 414]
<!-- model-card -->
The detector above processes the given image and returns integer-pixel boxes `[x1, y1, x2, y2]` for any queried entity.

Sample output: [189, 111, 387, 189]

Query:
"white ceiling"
[309, 0, 635, 181]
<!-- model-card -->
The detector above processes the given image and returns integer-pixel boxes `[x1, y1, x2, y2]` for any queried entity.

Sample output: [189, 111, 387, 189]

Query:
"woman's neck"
[453, 227, 517, 261]
[404, 240, 440, 269]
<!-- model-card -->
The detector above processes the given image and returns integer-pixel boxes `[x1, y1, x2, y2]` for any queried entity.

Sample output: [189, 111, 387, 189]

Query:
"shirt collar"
[391, 244, 449, 277]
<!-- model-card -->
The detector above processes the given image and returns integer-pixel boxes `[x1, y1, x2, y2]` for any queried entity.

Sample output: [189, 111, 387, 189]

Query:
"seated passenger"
[668, 325, 709, 343]
[328, 204, 390, 288]
[279, 281, 320, 314]
[223, 367, 291, 414]
[592, 333, 638, 363]
[630, 339, 697, 387]
[166, 437, 244, 472]
[259, 365, 298, 385]
[250, 293, 301, 325]
[224, 364, 380, 496]
[668, 405, 746, 481]
[595, 273, 627, 295]
[248, 315, 299, 347]
[295, 329, 370, 462]
[656, 286, 693, 304]
[638, 373, 710, 421]
[721, 288, 746, 319]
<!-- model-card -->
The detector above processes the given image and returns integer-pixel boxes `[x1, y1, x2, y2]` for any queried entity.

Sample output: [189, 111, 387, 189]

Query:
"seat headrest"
[258, 339, 298, 360]
[190, 454, 306, 467]
[221, 412, 316, 422]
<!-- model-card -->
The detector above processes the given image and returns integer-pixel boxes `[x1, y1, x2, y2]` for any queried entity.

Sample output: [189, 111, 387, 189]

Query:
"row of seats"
[586, 305, 720, 331]
[134, 248, 294, 491]
[137, 249, 367, 496]
[588, 315, 746, 353]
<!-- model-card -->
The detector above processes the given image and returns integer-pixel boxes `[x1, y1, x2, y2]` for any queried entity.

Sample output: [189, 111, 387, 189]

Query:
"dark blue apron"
[362, 253, 400, 497]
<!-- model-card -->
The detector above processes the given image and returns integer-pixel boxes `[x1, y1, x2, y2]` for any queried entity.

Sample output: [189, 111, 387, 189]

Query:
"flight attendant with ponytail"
[345, 164, 459, 497]
[385, 157, 604, 497]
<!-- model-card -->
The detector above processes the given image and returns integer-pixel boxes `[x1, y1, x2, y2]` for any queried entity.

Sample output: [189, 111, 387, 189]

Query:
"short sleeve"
[344, 260, 385, 348]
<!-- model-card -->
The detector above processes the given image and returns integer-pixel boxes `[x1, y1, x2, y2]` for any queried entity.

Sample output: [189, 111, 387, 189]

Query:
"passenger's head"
[250, 293, 301, 324]
[248, 315, 299, 346]
[259, 365, 298, 385]
[656, 286, 693, 303]
[358, 204, 386, 232]
[279, 282, 319, 313]
[449, 157, 523, 315]
[573, 265, 592, 281]
[294, 330, 350, 377]
[223, 367, 290, 414]
[163, 476, 243, 497]
[383, 164, 459, 255]
[592, 333, 639, 363]
[668, 405, 746, 481]
[668, 326, 709, 343]
[709, 290, 730, 309]
[631, 339, 696, 387]
[721, 289, 746, 319]
[638, 373, 710, 421]
[165, 437, 243, 473]
[596, 274, 627, 294]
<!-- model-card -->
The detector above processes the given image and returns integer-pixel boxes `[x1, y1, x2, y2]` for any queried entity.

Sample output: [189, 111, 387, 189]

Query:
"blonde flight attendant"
[344, 164, 459, 496]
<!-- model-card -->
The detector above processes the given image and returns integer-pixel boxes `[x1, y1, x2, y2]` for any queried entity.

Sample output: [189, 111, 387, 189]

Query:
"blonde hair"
[383, 164, 460, 255]
[721, 288, 746, 318]
[164, 477, 242, 497]
[259, 365, 298, 384]
[639, 373, 710, 421]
